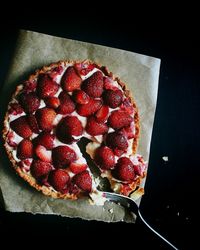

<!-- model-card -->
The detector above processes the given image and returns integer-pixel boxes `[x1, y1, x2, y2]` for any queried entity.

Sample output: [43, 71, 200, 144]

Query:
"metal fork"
[102, 191, 179, 250]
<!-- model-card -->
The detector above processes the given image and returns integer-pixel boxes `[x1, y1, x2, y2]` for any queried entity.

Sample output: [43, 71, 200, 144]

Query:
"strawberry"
[37, 74, 59, 98]
[61, 66, 82, 92]
[48, 169, 70, 193]
[19, 92, 40, 114]
[27, 114, 40, 133]
[23, 80, 37, 93]
[82, 71, 104, 98]
[103, 77, 119, 90]
[120, 123, 135, 139]
[49, 66, 63, 79]
[108, 110, 133, 129]
[57, 91, 75, 115]
[86, 116, 108, 136]
[8, 103, 24, 115]
[34, 132, 55, 149]
[103, 89, 123, 108]
[44, 97, 60, 109]
[35, 108, 56, 131]
[52, 146, 77, 168]
[10, 116, 33, 138]
[77, 98, 102, 117]
[69, 163, 87, 174]
[18, 159, 32, 172]
[73, 90, 90, 104]
[73, 170, 92, 192]
[95, 105, 109, 123]
[17, 139, 33, 159]
[74, 62, 95, 76]
[106, 131, 128, 150]
[94, 146, 115, 169]
[35, 145, 52, 163]
[113, 148, 124, 157]
[31, 160, 52, 179]
[120, 98, 135, 114]
[56, 116, 83, 143]
[112, 157, 135, 181]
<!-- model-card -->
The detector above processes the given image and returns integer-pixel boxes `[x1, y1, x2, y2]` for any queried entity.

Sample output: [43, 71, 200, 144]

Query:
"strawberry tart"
[3, 60, 147, 205]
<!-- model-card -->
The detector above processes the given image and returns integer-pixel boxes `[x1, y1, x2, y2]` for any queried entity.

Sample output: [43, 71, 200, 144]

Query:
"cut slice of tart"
[3, 60, 145, 205]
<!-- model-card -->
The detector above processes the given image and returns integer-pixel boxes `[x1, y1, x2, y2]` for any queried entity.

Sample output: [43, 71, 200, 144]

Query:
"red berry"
[73, 90, 90, 104]
[19, 93, 40, 114]
[103, 77, 119, 90]
[10, 116, 33, 138]
[48, 169, 70, 193]
[120, 123, 135, 139]
[52, 146, 77, 168]
[27, 114, 40, 133]
[7, 132, 17, 148]
[17, 139, 33, 159]
[103, 89, 123, 108]
[61, 66, 82, 92]
[86, 116, 108, 136]
[49, 66, 64, 79]
[108, 110, 133, 129]
[112, 157, 135, 181]
[94, 146, 115, 169]
[8, 103, 24, 115]
[69, 163, 87, 174]
[44, 97, 60, 109]
[120, 98, 134, 114]
[34, 132, 55, 149]
[57, 91, 75, 115]
[77, 98, 102, 117]
[74, 62, 95, 76]
[95, 105, 109, 123]
[31, 160, 52, 179]
[35, 145, 52, 163]
[82, 71, 104, 98]
[56, 116, 83, 143]
[37, 74, 59, 98]
[23, 80, 37, 93]
[73, 171, 92, 192]
[106, 131, 128, 150]
[35, 108, 56, 131]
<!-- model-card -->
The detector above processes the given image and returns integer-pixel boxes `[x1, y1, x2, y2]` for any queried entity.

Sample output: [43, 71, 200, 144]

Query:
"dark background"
[0, 7, 199, 250]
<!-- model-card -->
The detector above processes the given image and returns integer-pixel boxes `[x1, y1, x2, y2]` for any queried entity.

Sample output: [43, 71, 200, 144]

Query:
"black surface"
[0, 10, 199, 250]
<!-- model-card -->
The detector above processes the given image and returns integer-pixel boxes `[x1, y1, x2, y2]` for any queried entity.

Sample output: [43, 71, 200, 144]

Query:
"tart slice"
[3, 60, 146, 204]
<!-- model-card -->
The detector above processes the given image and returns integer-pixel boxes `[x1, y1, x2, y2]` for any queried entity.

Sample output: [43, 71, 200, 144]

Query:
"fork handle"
[137, 209, 179, 250]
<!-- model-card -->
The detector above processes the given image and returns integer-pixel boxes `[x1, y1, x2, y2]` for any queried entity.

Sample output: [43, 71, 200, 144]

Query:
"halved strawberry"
[112, 157, 135, 181]
[10, 116, 33, 138]
[19, 92, 40, 114]
[27, 114, 40, 134]
[31, 160, 52, 179]
[106, 131, 128, 150]
[49, 66, 64, 79]
[103, 76, 119, 90]
[23, 80, 37, 93]
[35, 108, 56, 131]
[69, 163, 87, 174]
[57, 91, 75, 115]
[56, 116, 83, 144]
[95, 105, 109, 123]
[18, 159, 32, 172]
[35, 145, 52, 163]
[52, 146, 77, 168]
[82, 71, 104, 98]
[76, 98, 102, 117]
[44, 97, 60, 109]
[120, 98, 135, 114]
[74, 62, 95, 76]
[61, 66, 82, 92]
[103, 89, 123, 108]
[73, 90, 90, 104]
[7, 132, 17, 148]
[37, 74, 59, 98]
[108, 110, 133, 129]
[94, 146, 115, 169]
[73, 170, 92, 192]
[48, 169, 70, 193]
[17, 139, 33, 159]
[8, 103, 24, 115]
[120, 123, 135, 139]
[34, 132, 55, 149]
[86, 116, 108, 136]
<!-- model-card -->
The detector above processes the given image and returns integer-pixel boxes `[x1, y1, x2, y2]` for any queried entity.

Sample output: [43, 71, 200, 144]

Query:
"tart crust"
[3, 60, 140, 200]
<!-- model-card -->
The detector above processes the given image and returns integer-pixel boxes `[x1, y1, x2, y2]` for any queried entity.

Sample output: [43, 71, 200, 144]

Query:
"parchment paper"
[0, 30, 160, 223]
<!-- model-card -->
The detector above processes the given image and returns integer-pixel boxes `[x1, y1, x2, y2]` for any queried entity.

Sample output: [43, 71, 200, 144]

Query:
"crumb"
[108, 208, 113, 214]
[162, 156, 169, 162]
